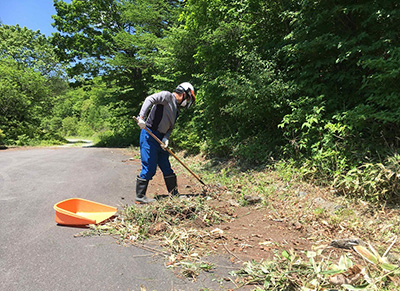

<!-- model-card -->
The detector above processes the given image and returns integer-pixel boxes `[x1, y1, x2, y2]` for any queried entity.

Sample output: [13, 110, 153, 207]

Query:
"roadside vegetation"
[75, 149, 400, 290]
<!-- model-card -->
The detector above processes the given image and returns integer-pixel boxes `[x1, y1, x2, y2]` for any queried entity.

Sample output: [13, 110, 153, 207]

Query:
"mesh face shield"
[175, 82, 195, 108]
[183, 88, 195, 108]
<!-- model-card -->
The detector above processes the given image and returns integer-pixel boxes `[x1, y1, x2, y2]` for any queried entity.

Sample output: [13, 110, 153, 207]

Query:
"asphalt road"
[0, 147, 230, 291]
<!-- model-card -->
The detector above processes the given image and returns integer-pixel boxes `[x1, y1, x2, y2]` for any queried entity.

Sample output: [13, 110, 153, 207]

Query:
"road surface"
[0, 147, 231, 290]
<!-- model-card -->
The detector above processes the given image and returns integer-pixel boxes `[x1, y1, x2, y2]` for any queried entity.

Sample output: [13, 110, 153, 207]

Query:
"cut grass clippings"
[76, 148, 400, 289]
[76, 193, 232, 279]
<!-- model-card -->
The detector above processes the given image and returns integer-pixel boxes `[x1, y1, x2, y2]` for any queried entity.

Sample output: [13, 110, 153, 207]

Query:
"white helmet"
[175, 82, 196, 108]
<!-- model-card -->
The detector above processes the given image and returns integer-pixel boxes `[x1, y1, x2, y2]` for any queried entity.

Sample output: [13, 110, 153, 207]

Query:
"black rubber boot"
[135, 176, 154, 204]
[164, 174, 179, 196]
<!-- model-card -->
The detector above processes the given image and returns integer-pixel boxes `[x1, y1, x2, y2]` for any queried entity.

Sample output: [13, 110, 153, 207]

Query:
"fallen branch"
[223, 243, 243, 262]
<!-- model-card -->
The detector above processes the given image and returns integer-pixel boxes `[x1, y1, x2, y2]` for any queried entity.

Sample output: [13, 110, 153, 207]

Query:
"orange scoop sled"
[54, 198, 117, 226]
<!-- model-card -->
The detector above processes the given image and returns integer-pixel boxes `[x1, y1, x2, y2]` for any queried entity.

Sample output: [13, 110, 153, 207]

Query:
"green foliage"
[168, 0, 400, 202]
[50, 0, 184, 147]
[47, 77, 138, 145]
[278, 1, 400, 166]
[235, 246, 400, 290]
[5, 0, 393, 203]
[0, 25, 67, 145]
[0, 24, 61, 76]
[172, 1, 294, 162]
[0, 57, 50, 143]
[52, 0, 181, 89]
[61, 116, 79, 136]
[51, 0, 121, 78]
[334, 154, 400, 203]
[0, 129, 5, 145]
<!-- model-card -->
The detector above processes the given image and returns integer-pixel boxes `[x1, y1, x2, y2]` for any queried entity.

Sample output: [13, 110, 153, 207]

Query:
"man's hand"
[137, 117, 146, 129]
[161, 137, 169, 150]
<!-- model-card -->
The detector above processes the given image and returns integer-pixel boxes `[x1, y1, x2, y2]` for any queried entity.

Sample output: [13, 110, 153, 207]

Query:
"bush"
[334, 154, 400, 203]
[0, 129, 5, 146]
[15, 134, 31, 146]
[62, 116, 79, 136]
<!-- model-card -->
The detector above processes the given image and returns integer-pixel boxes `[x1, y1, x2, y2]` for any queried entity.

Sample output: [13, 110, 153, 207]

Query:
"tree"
[51, 0, 185, 146]
[51, 0, 181, 88]
[170, 0, 294, 160]
[0, 57, 51, 143]
[51, 0, 122, 78]
[0, 24, 66, 144]
[277, 1, 400, 165]
[0, 24, 61, 77]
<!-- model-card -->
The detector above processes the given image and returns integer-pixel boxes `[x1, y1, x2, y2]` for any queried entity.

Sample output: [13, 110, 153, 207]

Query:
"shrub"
[334, 154, 400, 203]
[62, 116, 79, 136]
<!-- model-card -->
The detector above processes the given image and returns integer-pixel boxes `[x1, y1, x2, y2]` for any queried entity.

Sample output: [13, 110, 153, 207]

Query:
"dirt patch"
[131, 161, 312, 263]
[204, 205, 310, 262]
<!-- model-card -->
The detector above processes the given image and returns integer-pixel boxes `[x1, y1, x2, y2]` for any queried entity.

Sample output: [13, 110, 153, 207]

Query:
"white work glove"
[161, 137, 169, 150]
[137, 117, 146, 129]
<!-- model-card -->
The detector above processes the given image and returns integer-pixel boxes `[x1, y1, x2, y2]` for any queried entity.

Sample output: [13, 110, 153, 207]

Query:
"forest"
[1, 0, 399, 203]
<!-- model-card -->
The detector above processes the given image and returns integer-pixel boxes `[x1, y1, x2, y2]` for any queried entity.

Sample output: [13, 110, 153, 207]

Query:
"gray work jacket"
[139, 91, 178, 139]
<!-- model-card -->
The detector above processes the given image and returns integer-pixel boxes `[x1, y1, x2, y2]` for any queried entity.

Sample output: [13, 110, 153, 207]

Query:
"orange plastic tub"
[54, 198, 117, 226]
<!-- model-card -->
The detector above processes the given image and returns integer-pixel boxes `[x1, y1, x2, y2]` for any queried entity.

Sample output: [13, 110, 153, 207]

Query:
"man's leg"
[136, 129, 157, 203]
[158, 149, 179, 196]
[135, 176, 153, 204]
[139, 129, 158, 180]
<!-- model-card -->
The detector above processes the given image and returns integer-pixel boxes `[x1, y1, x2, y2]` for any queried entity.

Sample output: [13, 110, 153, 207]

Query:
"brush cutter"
[133, 117, 206, 186]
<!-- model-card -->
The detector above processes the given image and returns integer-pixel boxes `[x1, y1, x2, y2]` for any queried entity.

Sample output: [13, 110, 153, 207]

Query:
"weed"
[174, 261, 215, 279]
[334, 154, 400, 203]
[163, 227, 201, 255]
[115, 196, 225, 241]
[234, 240, 400, 290]
[313, 207, 326, 218]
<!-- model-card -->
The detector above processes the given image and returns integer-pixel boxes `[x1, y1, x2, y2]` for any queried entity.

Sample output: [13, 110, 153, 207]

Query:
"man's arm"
[139, 92, 168, 119]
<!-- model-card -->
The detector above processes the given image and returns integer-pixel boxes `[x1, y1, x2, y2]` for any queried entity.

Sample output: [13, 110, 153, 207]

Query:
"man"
[134, 82, 196, 204]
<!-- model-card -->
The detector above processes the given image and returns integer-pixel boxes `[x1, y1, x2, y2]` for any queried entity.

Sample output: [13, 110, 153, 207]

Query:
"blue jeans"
[139, 129, 174, 180]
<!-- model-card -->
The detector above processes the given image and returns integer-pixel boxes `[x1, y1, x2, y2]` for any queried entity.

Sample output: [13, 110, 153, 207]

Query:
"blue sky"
[0, 0, 61, 37]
